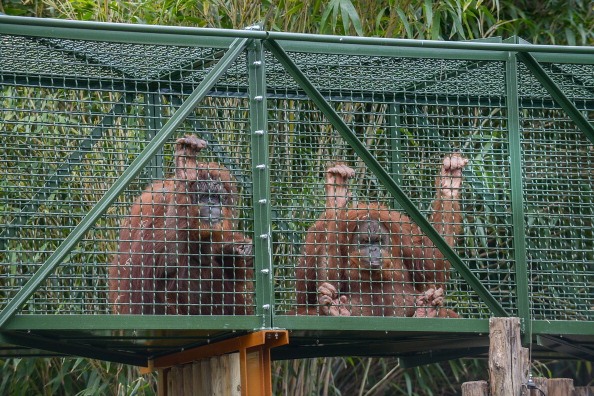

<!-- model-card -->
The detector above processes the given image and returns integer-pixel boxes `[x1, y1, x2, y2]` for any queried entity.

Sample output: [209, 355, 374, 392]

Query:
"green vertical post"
[146, 93, 165, 179]
[505, 44, 531, 344]
[247, 37, 273, 328]
[387, 103, 403, 210]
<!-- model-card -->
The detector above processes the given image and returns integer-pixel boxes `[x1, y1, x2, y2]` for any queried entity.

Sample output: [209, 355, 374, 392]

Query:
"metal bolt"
[262, 304, 270, 310]
[253, 95, 264, 101]
[260, 233, 269, 239]
[258, 199, 267, 204]
[261, 269, 270, 275]
[253, 60, 262, 66]
[256, 164, 266, 170]
[254, 130, 265, 135]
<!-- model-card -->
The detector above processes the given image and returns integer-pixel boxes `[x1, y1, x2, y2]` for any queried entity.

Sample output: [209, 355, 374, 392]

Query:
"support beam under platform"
[146, 330, 289, 396]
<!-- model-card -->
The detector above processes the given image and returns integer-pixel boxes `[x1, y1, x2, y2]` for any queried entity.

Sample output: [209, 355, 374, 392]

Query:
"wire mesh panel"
[519, 61, 594, 322]
[0, 33, 257, 320]
[268, 51, 514, 321]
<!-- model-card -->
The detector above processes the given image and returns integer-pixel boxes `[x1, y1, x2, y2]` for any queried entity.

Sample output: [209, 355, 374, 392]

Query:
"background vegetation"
[2, 0, 593, 45]
[0, 0, 592, 395]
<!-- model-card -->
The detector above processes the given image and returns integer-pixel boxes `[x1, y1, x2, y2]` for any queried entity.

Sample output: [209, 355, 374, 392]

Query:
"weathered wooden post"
[528, 377, 547, 396]
[575, 386, 594, 396]
[488, 317, 529, 396]
[547, 378, 574, 396]
[461, 380, 489, 396]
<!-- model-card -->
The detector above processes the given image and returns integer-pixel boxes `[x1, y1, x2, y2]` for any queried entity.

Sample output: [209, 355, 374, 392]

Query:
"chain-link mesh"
[0, 28, 592, 330]
[269, 51, 512, 319]
[0, 35, 255, 317]
[519, 62, 594, 321]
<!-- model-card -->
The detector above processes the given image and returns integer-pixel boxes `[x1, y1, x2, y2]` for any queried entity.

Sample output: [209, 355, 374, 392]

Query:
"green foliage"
[4, 0, 592, 44]
[0, 357, 156, 396]
[320, 0, 364, 35]
[496, 0, 594, 45]
[272, 357, 488, 395]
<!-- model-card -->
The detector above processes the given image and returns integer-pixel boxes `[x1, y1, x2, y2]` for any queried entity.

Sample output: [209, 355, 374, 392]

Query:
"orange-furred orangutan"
[296, 154, 467, 317]
[109, 136, 253, 315]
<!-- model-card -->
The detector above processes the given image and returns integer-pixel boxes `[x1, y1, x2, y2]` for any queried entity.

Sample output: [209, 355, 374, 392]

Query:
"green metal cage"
[0, 15, 593, 366]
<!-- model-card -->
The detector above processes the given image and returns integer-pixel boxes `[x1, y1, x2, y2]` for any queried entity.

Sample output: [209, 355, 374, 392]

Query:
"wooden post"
[528, 377, 547, 396]
[461, 380, 489, 396]
[157, 369, 167, 396]
[182, 364, 192, 395]
[575, 386, 594, 396]
[489, 317, 529, 396]
[151, 330, 288, 396]
[547, 378, 574, 396]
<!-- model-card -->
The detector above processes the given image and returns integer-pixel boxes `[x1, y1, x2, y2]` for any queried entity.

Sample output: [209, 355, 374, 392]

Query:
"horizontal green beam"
[0, 15, 240, 47]
[274, 316, 490, 333]
[7, 317, 593, 336]
[532, 320, 594, 336]
[1, 315, 261, 331]
[277, 40, 508, 61]
[2, 15, 594, 55]
[271, 32, 594, 54]
[265, 38, 508, 318]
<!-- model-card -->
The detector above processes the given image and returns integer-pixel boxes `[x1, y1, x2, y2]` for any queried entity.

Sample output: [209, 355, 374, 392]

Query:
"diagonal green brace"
[0, 37, 249, 328]
[265, 38, 508, 317]
[517, 51, 594, 145]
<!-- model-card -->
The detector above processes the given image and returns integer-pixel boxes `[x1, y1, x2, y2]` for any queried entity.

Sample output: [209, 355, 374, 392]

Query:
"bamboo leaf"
[395, 7, 414, 39]
[431, 11, 442, 39]
[319, 0, 337, 34]
[339, 0, 363, 36]
[423, 0, 434, 33]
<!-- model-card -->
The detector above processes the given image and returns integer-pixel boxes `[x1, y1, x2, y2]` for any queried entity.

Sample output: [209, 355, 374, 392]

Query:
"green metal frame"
[504, 38, 531, 342]
[248, 35, 274, 328]
[0, 15, 593, 363]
